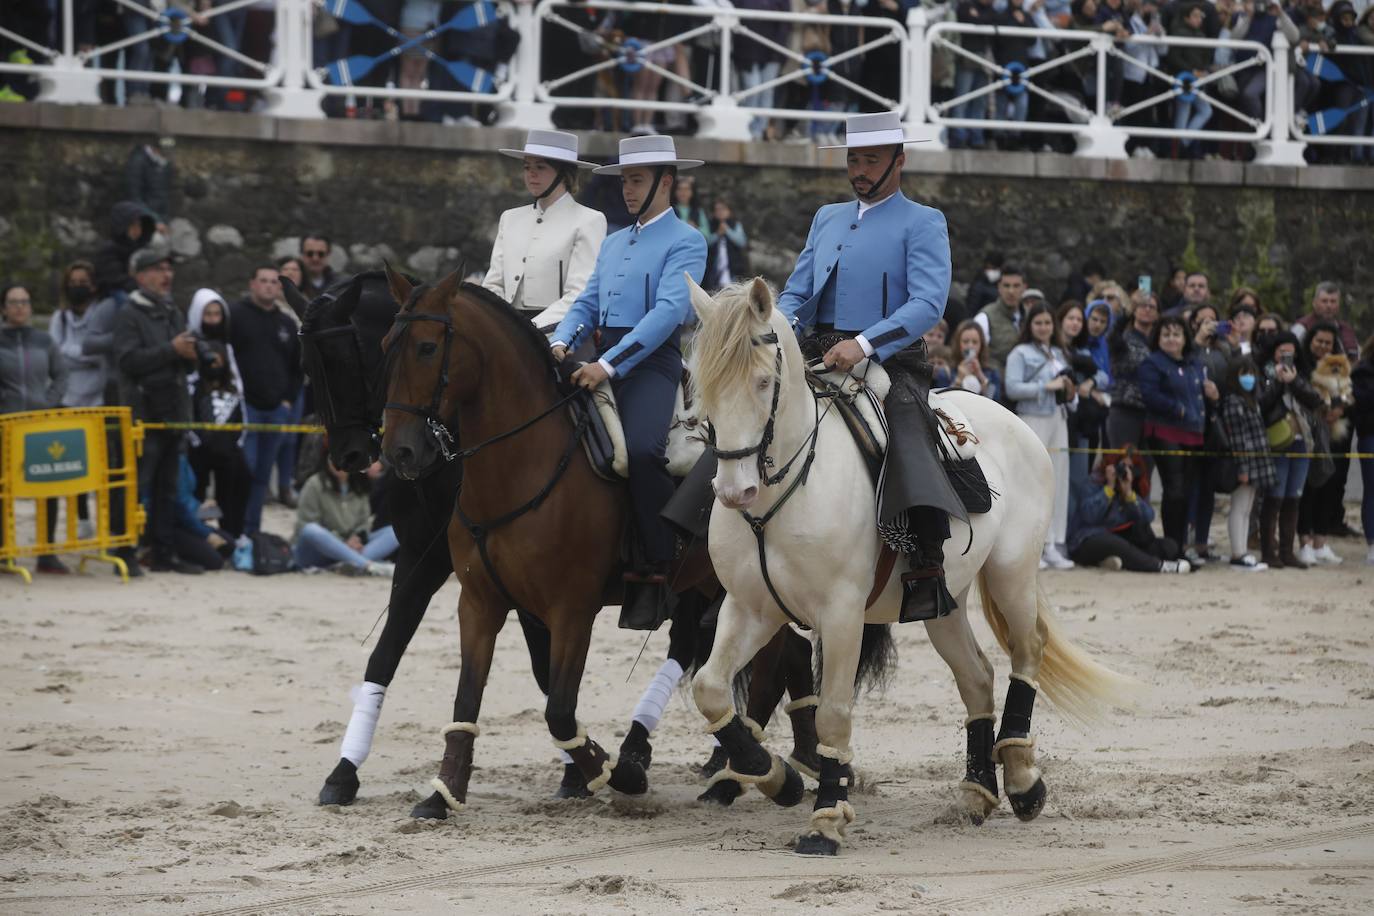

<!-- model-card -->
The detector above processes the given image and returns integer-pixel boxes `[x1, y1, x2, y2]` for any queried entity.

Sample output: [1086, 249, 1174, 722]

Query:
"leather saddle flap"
[574, 373, 706, 483]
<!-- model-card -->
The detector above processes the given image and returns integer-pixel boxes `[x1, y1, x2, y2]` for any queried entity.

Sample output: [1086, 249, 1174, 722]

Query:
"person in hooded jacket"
[186, 288, 251, 539]
[0, 283, 70, 574]
[49, 261, 106, 409]
[92, 201, 157, 301]
[1324, 1, 1374, 163]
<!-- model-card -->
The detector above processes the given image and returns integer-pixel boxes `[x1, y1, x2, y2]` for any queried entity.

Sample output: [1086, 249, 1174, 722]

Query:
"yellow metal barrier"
[0, 407, 146, 583]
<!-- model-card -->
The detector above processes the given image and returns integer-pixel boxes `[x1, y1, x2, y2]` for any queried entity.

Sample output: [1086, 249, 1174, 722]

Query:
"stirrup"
[900, 568, 957, 622]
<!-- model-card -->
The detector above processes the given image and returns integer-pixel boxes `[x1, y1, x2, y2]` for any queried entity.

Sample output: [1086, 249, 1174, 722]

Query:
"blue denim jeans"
[294, 523, 398, 570]
[1271, 441, 1311, 499]
[950, 65, 989, 147]
[1360, 434, 1374, 544]
[243, 402, 291, 534]
[276, 390, 305, 498]
[1173, 95, 1213, 153]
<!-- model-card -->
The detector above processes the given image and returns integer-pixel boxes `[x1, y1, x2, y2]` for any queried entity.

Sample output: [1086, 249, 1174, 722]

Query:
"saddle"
[572, 372, 706, 483]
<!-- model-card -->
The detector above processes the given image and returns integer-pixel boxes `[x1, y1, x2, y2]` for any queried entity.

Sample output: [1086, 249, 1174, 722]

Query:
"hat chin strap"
[855, 149, 901, 202]
[535, 167, 571, 203]
[635, 165, 670, 222]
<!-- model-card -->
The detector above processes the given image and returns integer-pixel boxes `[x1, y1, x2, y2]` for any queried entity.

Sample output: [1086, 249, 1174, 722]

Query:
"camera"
[1054, 368, 1076, 404]
[1215, 319, 1231, 338]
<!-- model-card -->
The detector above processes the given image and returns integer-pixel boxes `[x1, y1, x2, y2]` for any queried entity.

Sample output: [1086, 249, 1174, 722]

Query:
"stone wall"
[1, 104, 1371, 334]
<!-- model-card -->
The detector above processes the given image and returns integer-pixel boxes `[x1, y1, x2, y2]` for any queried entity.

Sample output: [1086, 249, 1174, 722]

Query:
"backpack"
[247, 532, 295, 575]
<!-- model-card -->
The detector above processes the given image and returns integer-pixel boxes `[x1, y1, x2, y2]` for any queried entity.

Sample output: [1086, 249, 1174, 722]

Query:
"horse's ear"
[685, 272, 716, 323]
[748, 276, 773, 322]
[436, 267, 464, 298]
[384, 261, 413, 306]
[333, 275, 362, 321]
[280, 275, 308, 316]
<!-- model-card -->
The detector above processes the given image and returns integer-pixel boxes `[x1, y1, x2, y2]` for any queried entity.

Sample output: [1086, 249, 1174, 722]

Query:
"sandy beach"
[1, 500, 1371, 915]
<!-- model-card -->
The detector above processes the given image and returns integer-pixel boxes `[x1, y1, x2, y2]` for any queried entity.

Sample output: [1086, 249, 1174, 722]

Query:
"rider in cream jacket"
[483, 130, 607, 328]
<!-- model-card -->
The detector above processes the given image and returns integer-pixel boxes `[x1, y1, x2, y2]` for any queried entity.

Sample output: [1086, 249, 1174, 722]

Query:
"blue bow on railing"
[1300, 49, 1374, 135]
[319, 0, 498, 93]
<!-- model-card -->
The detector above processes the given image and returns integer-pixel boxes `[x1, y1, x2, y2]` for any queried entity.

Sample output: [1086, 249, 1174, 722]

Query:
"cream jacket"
[482, 192, 607, 327]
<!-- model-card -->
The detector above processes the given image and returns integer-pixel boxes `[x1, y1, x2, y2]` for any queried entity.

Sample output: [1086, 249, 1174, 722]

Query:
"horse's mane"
[455, 282, 558, 375]
[688, 279, 783, 415]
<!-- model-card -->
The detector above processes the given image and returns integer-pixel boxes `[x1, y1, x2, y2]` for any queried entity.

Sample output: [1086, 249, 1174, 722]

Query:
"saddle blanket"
[576, 376, 705, 482]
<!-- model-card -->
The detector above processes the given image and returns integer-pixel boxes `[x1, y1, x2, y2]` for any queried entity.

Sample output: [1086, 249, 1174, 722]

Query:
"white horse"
[686, 276, 1137, 856]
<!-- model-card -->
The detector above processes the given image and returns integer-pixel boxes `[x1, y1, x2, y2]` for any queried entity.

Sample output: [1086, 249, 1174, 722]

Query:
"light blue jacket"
[552, 211, 707, 376]
[776, 192, 951, 363]
[1005, 342, 1072, 416]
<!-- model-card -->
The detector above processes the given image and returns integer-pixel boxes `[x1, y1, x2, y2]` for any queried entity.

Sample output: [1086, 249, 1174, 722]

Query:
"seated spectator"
[1139, 313, 1217, 553]
[1067, 459, 1191, 572]
[733, 0, 790, 141]
[1216, 356, 1275, 570]
[1106, 287, 1158, 448]
[1297, 322, 1352, 565]
[1351, 336, 1374, 565]
[1165, 4, 1215, 159]
[293, 459, 397, 577]
[187, 288, 251, 539]
[1006, 302, 1077, 569]
[993, 0, 1036, 149]
[950, 0, 996, 150]
[143, 454, 231, 571]
[1256, 331, 1324, 568]
[703, 199, 749, 293]
[1, 283, 69, 574]
[951, 320, 1002, 401]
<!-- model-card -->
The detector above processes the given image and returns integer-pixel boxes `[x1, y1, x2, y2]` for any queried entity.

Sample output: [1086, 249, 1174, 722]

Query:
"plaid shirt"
[1218, 392, 1277, 491]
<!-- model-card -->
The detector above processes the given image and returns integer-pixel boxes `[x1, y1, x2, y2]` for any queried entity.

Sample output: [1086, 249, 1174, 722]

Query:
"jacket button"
[536, 218, 543, 224]
[521, 257, 527, 263]
[850, 224, 857, 230]
[514, 275, 521, 281]
[826, 265, 833, 272]
[836, 244, 843, 251]
[629, 239, 636, 245]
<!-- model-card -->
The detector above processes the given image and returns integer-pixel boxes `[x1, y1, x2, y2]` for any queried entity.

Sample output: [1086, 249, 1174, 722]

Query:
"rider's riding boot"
[900, 538, 956, 622]
[619, 562, 673, 630]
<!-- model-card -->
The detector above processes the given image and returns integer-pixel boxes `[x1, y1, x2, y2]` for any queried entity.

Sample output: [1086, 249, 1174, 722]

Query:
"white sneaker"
[1039, 557, 1049, 570]
[1042, 544, 1075, 570]
[1313, 545, 1343, 566]
[365, 561, 395, 578]
[1101, 555, 1124, 571]
[1297, 544, 1318, 567]
[1229, 554, 1267, 571]
[1367, 544, 1374, 566]
[1161, 559, 1192, 574]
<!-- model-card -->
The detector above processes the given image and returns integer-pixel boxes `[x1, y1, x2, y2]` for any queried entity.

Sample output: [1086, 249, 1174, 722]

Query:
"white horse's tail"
[976, 570, 1143, 729]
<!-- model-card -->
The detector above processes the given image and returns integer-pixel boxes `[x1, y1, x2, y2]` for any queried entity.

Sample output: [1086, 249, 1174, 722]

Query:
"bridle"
[299, 286, 383, 457]
[383, 307, 459, 462]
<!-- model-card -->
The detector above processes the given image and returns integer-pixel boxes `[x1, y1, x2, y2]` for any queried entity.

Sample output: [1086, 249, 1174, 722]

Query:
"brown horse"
[380, 268, 812, 815]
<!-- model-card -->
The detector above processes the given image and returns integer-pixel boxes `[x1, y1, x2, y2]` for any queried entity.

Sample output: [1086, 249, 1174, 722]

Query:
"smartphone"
[963, 347, 977, 361]
[1215, 319, 1232, 337]
[1137, 274, 1152, 295]
[1281, 352, 1294, 369]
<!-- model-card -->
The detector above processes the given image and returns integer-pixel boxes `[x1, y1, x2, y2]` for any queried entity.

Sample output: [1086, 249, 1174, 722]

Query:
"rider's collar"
[635, 207, 672, 232]
[856, 191, 898, 219]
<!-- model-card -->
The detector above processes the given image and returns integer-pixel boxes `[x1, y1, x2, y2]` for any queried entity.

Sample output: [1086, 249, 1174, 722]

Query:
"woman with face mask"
[48, 261, 106, 409]
[1217, 357, 1275, 570]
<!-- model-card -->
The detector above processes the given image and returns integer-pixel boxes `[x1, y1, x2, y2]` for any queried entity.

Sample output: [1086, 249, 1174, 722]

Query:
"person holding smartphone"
[951, 320, 1002, 401]
[1255, 332, 1324, 568]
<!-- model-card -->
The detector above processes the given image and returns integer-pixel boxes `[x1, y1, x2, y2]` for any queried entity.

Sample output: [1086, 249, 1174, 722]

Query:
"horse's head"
[381, 266, 475, 480]
[687, 274, 796, 510]
[297, 273, 394, 472]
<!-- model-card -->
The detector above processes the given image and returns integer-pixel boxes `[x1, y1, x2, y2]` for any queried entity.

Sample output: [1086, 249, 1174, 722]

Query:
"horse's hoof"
[696, 779, 743, 806]
[1008, 778, 1047, 822]
[794, 832, 840, 857]
[555, 764, 592, 799]
[767, 760, 806, 808]
[317, 759, 359, 806]
[697, 746, 728, 779]
[617, 722, 653, 772]
[409, 790, 450, 820]
[609, 758, 648, 796]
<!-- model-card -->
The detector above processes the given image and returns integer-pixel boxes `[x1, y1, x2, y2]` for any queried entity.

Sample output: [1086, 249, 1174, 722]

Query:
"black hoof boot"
[713, 716, 772, 779]
[618, 721, 653, 772]
[795, 832, 841, 856]
[769, 759, 806, 808]
[698, 746, 728, 779]
[554, 763, 592, 799]
[318, 758, 359, 806]
[785, 701, 821, 780]
[1009, 778, 1047, 822]
[608, 758, 649, 795]
[410, 790, 449, 820]
[696, 778, 743, 806]
[963, 717, 999, 825]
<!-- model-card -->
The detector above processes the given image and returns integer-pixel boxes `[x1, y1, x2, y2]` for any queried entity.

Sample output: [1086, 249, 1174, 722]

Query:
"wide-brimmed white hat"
[592, 135, 704, 175]
[817, 111, 936, 150]
[498, 129, 598, 169]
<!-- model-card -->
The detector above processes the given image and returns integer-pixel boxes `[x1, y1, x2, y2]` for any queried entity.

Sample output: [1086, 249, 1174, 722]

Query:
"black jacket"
[113, 288, 192, 422]
[229, 299, 303, 411]
[1352, 358, 1374, 440]
[93, 201, 157, 298]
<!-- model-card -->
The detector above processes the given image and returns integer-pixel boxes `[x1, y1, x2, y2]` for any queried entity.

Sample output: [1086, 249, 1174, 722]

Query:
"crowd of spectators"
[929, 257, 1372, 571]
[3, 0, 1369, 161]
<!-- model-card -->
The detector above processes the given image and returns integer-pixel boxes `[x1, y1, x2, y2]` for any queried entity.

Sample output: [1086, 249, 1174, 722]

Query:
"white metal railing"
[910, 12, 1272, 158]
[1, 0, 1369, 162]
[530, 0, 907, 142]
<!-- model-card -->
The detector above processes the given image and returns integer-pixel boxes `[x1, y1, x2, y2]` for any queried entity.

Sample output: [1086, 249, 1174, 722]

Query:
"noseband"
[384, 309, 458, 462]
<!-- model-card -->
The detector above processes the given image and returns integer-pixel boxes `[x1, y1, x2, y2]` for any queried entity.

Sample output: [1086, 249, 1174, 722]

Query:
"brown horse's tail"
[976, 570, 1143, 729]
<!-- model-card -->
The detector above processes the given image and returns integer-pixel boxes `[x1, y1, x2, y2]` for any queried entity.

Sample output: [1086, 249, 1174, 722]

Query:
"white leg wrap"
[631, 658, 683, 733]
[430, 777, 465, 813]
[339, 682, 386, 768]
[441, 721, 480, 739]
[816, 743, 855, 766]
[783, 695, 819, 714]
[552, 726, 588, 751]
[704, 710, 734, 734]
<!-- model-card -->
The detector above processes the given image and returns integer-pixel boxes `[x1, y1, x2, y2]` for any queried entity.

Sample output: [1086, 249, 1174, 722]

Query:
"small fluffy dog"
[1311, 353, 1355, 441]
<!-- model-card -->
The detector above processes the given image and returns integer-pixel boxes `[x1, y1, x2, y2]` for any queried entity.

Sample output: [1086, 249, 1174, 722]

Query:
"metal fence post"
[496, 0, 555, 130]
[1073, 33, 1128, 158]
[695, 10, 753, 143]
[34, 0, 101, 105]
[1252, 32, 1306, 166]
[263, 0, 325, 119]
[905, 7, 945, 150]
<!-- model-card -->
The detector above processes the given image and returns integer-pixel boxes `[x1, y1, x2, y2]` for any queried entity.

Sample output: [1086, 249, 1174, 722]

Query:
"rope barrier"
[140, 421, 327, 434]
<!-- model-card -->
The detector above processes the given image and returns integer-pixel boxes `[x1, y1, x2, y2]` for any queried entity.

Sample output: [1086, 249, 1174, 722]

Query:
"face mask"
[201, 320, 226, 340]
[66, 285, 94, 307]
[985, 269, 1001, 283]
[1238, 374, 1256, 392]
